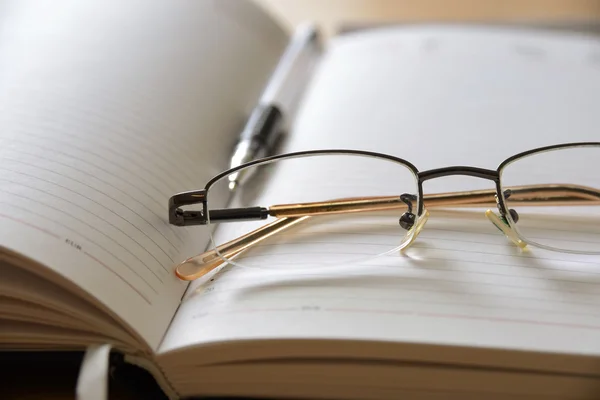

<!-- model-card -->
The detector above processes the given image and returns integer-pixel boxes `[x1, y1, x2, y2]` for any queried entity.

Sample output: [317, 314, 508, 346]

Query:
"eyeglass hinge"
[168, 190, 208, 226]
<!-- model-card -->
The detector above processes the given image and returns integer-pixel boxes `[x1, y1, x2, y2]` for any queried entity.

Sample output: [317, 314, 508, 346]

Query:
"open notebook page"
[159, 25, 600, 368]
[0, 0, 287, 350]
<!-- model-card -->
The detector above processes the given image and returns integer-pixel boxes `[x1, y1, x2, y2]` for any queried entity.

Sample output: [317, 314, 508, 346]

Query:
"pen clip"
[245, 104, 284, 155]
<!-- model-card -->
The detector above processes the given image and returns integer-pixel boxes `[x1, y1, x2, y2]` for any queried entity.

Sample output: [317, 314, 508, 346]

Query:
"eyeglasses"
[168, 142, 600, 281]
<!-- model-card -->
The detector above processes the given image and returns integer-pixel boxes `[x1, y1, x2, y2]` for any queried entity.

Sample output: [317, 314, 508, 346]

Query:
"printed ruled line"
[412, 244, 600, 271]
[1, 156, 182, 249]
[0, 179, 166, 281]
[0, 199, 161, 292]
[393, 254, 600, 282]
[416, 236, 600, 267]
[208, 292, 600, 319]
[244, 251, 600, 285]
[234, 252, 600, 291]
[73, 110, 200, 185]
[22, 130, 175, 199]
[37, 122, 191, 195]
[248, 238, 600, 272]
[195, 275, 600, 308]
[201, 306, 600, 331]
[0, 212, 152, 305]
[100, 128, 200, 188]
[0, 212, 60, 239]
[3, 146, 184, 244]
[326, 307, 600, 332]
[204, 264, 600, 299]
[427, 225, 600, 245]
[25, 86, 201, 185]
[208, 307, 297, 316]
[83, 250, 152, 304]
[232, 232, 600, 275]
[3, 137, 183, 241]
[0, 168, 174, 267]
[505, 222, 600, 237]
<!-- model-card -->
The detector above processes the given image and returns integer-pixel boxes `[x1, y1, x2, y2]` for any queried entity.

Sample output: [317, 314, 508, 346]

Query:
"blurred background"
[257, 0, 600, 38]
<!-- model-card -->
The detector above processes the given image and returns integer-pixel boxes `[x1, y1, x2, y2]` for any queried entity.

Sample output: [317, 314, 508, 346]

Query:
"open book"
[2, 0, 600, 398]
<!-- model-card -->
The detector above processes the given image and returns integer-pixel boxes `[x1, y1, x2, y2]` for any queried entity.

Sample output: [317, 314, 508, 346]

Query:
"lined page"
[0, 0, 287, 350]
[159, 25, 600, 366]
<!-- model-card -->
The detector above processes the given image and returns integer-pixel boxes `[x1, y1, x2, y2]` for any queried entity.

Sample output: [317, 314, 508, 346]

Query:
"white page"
[0, 0, 288, 350]
[160, 25, 600, 367]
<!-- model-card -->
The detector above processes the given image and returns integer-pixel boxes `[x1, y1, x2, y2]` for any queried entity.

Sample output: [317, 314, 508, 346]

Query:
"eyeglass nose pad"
[485, 209, 527, 249]
[399, 209, 430, 252]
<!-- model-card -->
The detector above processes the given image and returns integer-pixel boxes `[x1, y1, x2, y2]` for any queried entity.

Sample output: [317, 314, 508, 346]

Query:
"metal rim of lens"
[205, 151, 422, 271]
[498, 143, 600, 255]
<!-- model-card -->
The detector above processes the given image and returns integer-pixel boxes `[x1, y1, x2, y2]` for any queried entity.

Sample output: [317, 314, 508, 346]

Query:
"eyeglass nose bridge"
[407, 166, 526, 250]
[417, 165, 500, 183]
[416, 165, 502, 215]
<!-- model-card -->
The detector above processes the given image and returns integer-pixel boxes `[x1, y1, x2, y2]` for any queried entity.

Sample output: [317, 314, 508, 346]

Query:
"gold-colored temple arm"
[175, 183, 600, 280]
[268, 184, 600, 218]
[175, 217, 308, 280]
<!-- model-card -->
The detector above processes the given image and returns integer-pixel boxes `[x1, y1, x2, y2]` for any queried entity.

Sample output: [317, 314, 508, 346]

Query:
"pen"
[227, 22, 322, 191]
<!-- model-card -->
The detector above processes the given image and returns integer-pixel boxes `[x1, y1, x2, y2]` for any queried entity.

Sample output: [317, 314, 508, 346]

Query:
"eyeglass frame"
[167, 142, 600, 280]
[169, 141, 600, 229]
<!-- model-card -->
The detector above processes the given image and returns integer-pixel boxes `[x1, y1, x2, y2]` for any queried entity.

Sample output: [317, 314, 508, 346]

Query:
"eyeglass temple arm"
[174, 216, 308, 280]
[172, 183, 600, 281]
[169, 183, 600, 226]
